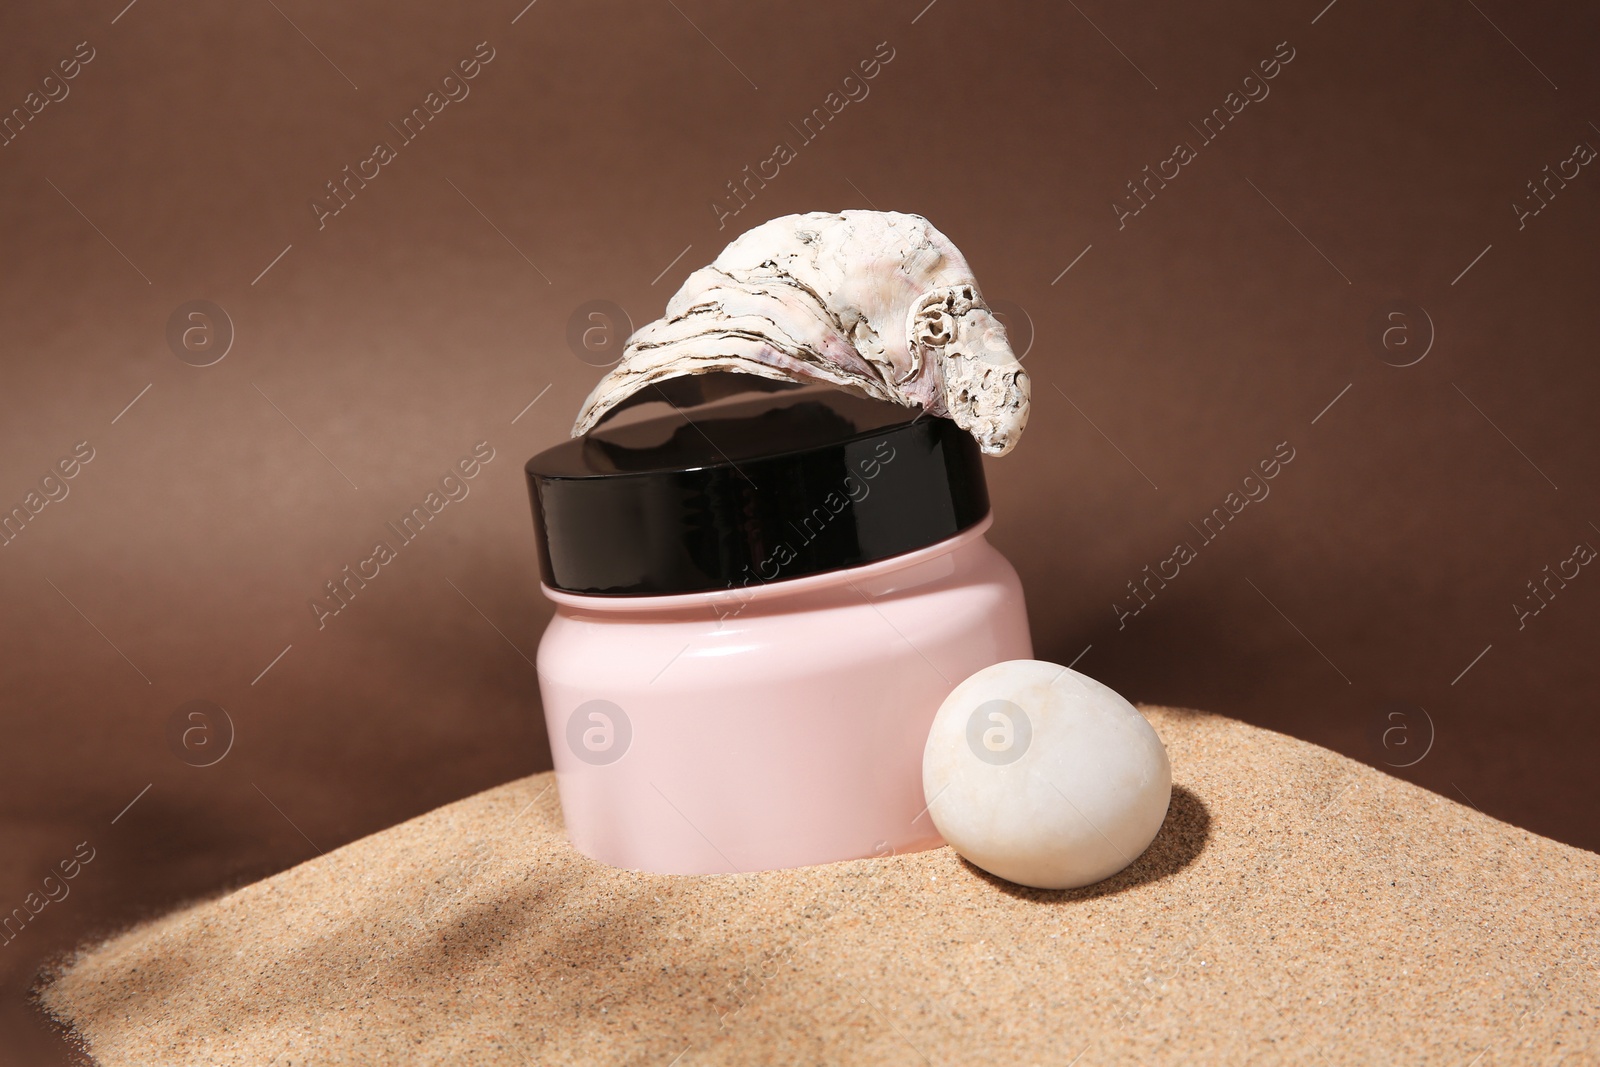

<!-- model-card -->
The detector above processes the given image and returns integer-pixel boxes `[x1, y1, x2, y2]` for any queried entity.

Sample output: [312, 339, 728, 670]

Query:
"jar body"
[535, 517, 1032, 874]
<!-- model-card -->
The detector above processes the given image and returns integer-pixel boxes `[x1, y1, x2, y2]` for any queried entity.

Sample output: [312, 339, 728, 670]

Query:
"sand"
[40, 706, 1600, 1065]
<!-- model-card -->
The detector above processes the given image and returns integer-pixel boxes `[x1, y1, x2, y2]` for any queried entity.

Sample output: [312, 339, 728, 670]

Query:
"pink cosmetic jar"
[524, 391, 1032, 874]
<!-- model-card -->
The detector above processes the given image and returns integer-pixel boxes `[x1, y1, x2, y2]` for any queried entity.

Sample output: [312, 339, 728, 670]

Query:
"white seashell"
[571, 211, 1030, 456]
[922, 660, 1172, 890]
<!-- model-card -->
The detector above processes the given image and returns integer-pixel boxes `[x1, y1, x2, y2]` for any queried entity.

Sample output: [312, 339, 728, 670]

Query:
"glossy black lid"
[524, 389, 990, 596]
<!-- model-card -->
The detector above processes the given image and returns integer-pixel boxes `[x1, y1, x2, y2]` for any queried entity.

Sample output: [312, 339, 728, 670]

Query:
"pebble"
[922, 659, 1172, 889]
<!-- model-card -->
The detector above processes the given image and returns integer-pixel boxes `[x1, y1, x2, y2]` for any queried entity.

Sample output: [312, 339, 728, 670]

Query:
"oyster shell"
[571, 211, 1030, 456]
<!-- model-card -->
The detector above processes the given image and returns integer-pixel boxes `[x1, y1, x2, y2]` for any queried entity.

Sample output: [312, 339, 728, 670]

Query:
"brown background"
[2, 0, 1597, 1061]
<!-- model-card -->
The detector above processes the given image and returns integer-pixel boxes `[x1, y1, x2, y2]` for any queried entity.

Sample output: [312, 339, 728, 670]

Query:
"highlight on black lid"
[524, 390, 990, 597]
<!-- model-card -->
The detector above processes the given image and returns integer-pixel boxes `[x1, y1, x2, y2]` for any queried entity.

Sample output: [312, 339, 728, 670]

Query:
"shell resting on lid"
[570, 210, 1030, 456]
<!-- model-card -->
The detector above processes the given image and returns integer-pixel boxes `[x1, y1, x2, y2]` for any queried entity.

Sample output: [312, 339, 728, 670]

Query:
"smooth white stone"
[922, 659, 1172, 890]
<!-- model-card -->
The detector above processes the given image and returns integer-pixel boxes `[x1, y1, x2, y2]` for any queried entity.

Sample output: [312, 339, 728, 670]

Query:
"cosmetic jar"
[524, 391, 1032, 874]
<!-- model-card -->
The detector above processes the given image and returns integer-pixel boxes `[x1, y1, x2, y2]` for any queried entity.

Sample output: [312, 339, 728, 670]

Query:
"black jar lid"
[524, 389, 990, 596]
